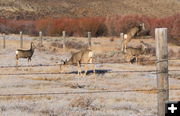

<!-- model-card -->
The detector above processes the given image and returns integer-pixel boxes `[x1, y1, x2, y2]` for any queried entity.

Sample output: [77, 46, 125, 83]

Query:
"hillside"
[0, 0, 180, 19]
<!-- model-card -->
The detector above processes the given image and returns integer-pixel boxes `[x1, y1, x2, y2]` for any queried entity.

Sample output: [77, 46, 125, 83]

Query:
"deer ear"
[61, 59, 66, 64]
[32, 42, 37, 48]
[60, 60, 63, 64]
[141, 23, 145, 30]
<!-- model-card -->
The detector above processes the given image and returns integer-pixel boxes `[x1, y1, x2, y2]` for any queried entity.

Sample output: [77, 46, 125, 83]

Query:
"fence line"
[0, 58, 180, 69]
[3, 33, 5, 49]
[0, 88, 180, 97]
[39, 31, 43, 45]
[0, 69, 180, 76]
[20, 31, 23, 48]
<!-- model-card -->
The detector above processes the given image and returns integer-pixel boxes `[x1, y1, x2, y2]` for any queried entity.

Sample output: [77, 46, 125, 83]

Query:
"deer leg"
[29, 58, 32, 66]
[92, 63, 95, 76]
[129, 56, 132, 64]
[121, 42, 124, 52]
[59, 64, 65, 73]
[77, 62, 80, 75]
[124, 43, 127, 53]
[16, 59, 19, 70]
[126, 55, 131, 64]
[91, 60, 96, 75]
[136, 56, 138, 65]
[77, 62, 82, 76]
[92, 63, 96, 86]
[84, 64, 88, 76]
[27, 59, 30, 65]
[88, 58, 95, 75]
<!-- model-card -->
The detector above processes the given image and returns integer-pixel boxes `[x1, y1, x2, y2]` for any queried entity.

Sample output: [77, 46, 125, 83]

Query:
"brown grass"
[136, 89, 157, 94]
[69, 95, 99, 110]
[138, 56, 156, 65]
[31, 77, 61, 81]
[168, 49, 176, 58]
[50, 41, 88, 50]
[1, 0, 180, 19]
[0, 96, 53, 101]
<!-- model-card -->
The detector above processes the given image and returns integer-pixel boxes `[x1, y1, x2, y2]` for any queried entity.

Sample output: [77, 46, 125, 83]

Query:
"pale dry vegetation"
[0, 35, 180, 116]
[0, 0, 180, 115]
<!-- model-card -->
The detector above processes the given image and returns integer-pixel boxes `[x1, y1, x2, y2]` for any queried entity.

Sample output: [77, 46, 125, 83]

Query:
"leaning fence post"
[39, 31, 43, 45]
[88, 32, 91, 48]
[62, 31, 66, 50]
[3, 33, 5, 49]
[20, 31, 23, 48]
[155, 28, 169, 116]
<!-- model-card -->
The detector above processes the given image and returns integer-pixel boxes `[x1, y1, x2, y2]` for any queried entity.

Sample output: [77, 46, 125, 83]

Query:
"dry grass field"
[0, 34, 180, 116]
[0, 0, 180, 19]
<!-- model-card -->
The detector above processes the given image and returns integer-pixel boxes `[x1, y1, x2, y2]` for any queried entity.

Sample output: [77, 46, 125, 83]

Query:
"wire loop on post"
[155, 59, 168, 64]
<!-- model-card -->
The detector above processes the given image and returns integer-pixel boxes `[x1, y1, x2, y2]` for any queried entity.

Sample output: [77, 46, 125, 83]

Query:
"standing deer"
[16, 42, 36, 68]
[60, 48, 95, 76]
[121, 23, 145, 52]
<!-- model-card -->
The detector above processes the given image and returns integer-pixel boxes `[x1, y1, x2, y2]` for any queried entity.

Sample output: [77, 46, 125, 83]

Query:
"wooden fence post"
[39, 31, 43, 45]
[88, 32, 91, 48]
[20, 31, 23, 48]
[62, 31, 66, 50]
[120, 33, 124, 50]
[155, 28, 169, 116]
[3, 33, 5, 49]
[120, 33, 124, 40]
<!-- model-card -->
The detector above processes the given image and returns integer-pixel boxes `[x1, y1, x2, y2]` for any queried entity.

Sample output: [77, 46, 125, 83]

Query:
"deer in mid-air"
[60, 48, 95, 76]
[16, 42, 36, 68]
[121, 23, 145, 53]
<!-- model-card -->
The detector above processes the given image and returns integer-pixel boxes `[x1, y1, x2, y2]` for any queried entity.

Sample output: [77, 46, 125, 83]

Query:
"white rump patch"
[89, 51, 93, 58]
[16, 51, 18, 54]
[124, 34, 128, 39]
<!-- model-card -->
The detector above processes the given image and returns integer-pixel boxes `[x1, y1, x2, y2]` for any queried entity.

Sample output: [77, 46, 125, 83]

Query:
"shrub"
[78, 17, 107, 36]
[50, 41, 87, 50]
[171, 15, 180, 38]
[105, 15, 151, 36]
[35, 18, 52, 36]
[65, 41, 88, 49]
[0, 14, 179, 39]
[69, 96, 94, 109]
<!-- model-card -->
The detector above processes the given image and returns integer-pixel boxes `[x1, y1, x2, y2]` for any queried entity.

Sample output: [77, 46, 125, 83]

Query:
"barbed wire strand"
[0, 70, 180, 76]
[0, 58, 180, 69]
[0, 88, 179, 97]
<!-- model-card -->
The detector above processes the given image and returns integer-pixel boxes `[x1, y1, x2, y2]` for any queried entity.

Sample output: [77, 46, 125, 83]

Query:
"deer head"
[140, 41, 148, 53]
[61, 59, 68, 65]
[31, 42, 36, 50]
[139, 23, 145, 30]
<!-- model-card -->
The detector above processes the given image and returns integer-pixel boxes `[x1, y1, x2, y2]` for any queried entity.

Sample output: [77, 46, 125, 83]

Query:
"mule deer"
[60, 48, 95, 76]
[16, 42, 36, 67]
[121, 23, 145, 52]
[139, 40, 152, 55]
[123, 40, 148, 64]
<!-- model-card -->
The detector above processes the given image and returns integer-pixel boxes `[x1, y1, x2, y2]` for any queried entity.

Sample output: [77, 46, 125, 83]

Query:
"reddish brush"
[0, 14, 179, 39]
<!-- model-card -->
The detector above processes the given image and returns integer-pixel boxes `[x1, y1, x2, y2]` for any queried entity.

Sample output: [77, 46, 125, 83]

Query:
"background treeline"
[0, 14, 179, 39]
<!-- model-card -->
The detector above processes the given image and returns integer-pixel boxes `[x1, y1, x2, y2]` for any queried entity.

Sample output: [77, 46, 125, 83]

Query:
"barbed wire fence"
[0, 58, 180, 68]
[0, 58, 180, 95]
[0, 28, 180, 116]
[0, 88, 179, 97]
